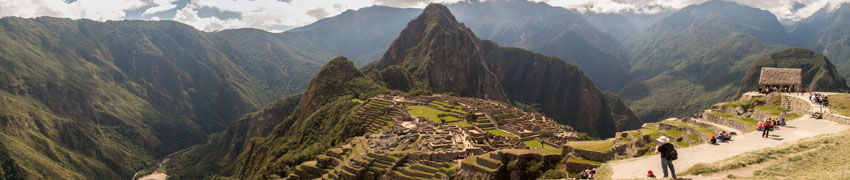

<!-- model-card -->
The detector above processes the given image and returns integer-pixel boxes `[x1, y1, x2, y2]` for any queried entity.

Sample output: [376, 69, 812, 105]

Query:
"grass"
[406, 105, 470, 126]
[828, 94, 850, 117]
[487, 129, 517, 138]
[566, 139, 615, 152]
[662, 129, 685, 138]
[682, 131, 850, 178]
[640, 123, 661, 139]
[754, 105, 802, 122]
[523, 140, 560, 150]
[351, 98, 364, 104]
[500, 149, 562, 155]
[567, 158, 601, 165]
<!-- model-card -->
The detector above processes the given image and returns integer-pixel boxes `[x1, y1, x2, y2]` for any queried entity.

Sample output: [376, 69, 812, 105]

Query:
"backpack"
[667, 148, 678, 161]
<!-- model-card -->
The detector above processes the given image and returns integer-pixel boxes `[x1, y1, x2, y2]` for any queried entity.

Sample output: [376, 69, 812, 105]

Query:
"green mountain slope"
[279, 6, 422, 66]
[620, 1, 788, 121]
[790, 3, 850, 85]
[0, 17, 321, 178]
[737, 48, 850, 94]
[450, 1, 630, 90]
[231, 57, 388, 179]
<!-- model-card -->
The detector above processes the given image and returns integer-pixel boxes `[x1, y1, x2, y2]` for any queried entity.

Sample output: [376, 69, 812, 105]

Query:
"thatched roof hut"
[758, 67, 802, 87]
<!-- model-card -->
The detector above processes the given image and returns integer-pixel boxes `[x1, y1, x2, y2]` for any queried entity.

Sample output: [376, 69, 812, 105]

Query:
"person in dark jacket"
[654, 136, 676, 179]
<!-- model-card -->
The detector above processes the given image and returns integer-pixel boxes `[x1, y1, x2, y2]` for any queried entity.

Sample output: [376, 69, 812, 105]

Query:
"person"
[580, 167, 591, 179]
[762, 120, 772, 138]
[779, 110, 787, 126]
[716, 132, 725, 142]
[589, 168, 597, 179]
[721, 131, 731, 141]
[647, 170, 657, 178]
[710, 136, 717, 144]
[654, 136, 677, 179]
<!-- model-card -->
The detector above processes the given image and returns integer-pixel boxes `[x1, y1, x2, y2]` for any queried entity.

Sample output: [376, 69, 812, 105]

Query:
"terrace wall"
[704, 112, 749, 132]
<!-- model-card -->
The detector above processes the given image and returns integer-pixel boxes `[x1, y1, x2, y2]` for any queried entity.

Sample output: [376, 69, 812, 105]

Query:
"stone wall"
[782, 94, 811, 115]
[751, 110, 771, 122]
[571, 148, 614, 162]
[824, 113, 850, 125]
[682, 118, 723, 134]
[704, 112, 749, 132]
[565, 159, 600, 173]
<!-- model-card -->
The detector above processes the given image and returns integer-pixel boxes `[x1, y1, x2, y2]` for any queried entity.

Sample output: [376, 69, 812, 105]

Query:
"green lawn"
[640, 123, 661, 139]
[351, 98, 364, 104]
[566, 139, 615, 152]
[486, 129, 517, 137]
[523, 140, 560, 150]
[828, 94, 850, 117]
[407, 105, 467, 126]
[755, 105, 802, 122]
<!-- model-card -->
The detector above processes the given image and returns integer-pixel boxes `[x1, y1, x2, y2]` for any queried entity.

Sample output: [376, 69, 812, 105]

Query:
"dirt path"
[608, 93, 850, 179]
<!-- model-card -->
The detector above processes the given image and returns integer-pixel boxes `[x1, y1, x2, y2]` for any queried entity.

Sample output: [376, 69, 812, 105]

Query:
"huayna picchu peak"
[6, 1, 850, 180]
[367, 4, 643, 137]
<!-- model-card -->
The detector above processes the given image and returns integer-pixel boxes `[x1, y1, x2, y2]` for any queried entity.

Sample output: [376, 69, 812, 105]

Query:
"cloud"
[730, 0, 849, 21]
[374, 0, 464, 8]
[532, 0, 706, 14]
[0, 0, 148, 21]
[306, 8, 330, 19]
[170, 0, 378, 32]
[141, 0, 179, 17]
[534, 0, 850, 21]
[3, 0, 849, 32]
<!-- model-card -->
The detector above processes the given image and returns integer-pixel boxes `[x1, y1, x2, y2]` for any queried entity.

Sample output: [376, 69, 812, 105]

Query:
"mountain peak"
[294, 56, 364, 122]
[422, 3, 453, 18]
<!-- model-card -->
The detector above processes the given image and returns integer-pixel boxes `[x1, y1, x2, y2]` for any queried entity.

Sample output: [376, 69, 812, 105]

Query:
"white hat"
[657, 136, 670, 143]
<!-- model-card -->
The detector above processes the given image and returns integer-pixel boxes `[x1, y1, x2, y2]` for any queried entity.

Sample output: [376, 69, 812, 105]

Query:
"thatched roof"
[758, 67, 802, 86]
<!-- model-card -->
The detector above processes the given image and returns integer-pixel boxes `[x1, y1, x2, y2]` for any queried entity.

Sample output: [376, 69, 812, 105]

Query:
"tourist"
[716, 132, 725, 142]
[590, 168, 597, 179]
[654, 136, 677, 179]
[779, 110, 787, 126]
[762, 120, 772, 138]
[647, 170, 657, 178]
[721, 131, 731, 141]
[580, 167, 591, 179]
[710, 136, 717, 144]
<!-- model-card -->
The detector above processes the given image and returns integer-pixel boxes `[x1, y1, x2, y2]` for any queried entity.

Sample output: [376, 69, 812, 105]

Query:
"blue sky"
[0, 0, 846, 32]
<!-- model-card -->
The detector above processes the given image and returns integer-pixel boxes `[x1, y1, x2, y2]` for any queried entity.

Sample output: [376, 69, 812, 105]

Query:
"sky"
[0, 0, 847, 32]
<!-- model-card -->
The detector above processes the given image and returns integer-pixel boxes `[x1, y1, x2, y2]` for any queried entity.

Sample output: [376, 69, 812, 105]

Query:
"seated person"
[580, 168, 590, 179]
[720, 131, 730, 141]
[710, 136, 717, 144]
[717, 133, 725, 142]
[758, 123, 765, 131]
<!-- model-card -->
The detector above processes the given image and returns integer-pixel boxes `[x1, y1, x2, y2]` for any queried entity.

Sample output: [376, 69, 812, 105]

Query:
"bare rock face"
[369, 4, 642, 137]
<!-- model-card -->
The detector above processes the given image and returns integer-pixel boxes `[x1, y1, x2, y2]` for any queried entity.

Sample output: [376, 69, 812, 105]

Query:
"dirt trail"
[608, 93, 850, 179]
